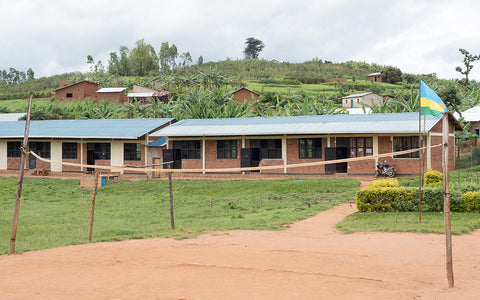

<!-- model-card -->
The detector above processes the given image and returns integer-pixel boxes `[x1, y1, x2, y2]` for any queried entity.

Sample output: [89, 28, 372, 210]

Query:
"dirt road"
[1, 179, 479, 299]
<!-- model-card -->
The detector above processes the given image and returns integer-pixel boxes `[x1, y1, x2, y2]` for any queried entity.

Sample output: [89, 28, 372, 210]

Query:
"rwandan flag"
[420, 80, 447, 117]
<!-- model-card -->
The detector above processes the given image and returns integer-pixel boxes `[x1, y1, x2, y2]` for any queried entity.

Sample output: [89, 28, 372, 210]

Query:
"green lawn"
[0, 176, 359, 254]
[0, 98, 51, 113]
[336, 211, 480, 235]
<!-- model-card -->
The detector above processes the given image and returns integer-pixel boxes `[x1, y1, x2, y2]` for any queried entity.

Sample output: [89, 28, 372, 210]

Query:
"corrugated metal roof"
[455, 104, 480, 122]
[147, 136, 166, 147]
[151, 113, 442, 137]
[0, 118, 174, 139]
[342, 92, 373, 99]
[97, 87, 126, 93]
[127, 92, 154, 98]
[367, 72, 381, 76]
[0, 113, 26, 121]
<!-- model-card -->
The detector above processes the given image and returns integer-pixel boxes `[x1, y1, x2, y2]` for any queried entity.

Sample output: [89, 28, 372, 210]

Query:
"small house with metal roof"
[55, 80, 99, 101]
[366, 72, 382, 82]
[151, 112, 461, 175]
[0, 118, 175, 175]
[342, 92, 384, 109]
[97, 87, 128, 104]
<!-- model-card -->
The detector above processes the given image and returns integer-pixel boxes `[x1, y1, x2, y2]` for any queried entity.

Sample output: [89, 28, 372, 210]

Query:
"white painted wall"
[111, 141, 124, 173]
[0, 141, 7, 170]
[50, 141, 62, 171]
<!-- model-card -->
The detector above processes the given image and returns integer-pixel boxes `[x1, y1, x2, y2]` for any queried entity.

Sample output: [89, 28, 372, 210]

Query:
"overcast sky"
[2, 0, 480, 80]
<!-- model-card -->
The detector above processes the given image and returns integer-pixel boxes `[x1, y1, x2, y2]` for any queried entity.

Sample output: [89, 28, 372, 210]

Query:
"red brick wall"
[348, 160, 376, 174]
[7, 157, 21, 170]
[205, 140, 241, 169]
[182, 159, 202, 169]
[259, 159, 284, 173]
[232, 89, 258, 104]
[97, 92, 127, 104]
[55, 81, 98, 101]
[286, 138, 325, 173]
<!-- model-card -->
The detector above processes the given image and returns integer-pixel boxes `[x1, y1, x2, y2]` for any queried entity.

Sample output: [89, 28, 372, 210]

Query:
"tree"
[381, 66, 402, 84]
[456, 48, 480, 85]
[108, 52, 120, 75]
[159, 42, 178, 73]
[180, 52, 192, 67]
[26, 68, 34, 81]
[129, 39, 159, 76]
[243, 37, 265, 59]
[197, 56, 204, 66]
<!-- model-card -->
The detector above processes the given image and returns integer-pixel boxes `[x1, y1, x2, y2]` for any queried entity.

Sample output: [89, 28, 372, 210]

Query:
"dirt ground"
[1, 179, 480, 299]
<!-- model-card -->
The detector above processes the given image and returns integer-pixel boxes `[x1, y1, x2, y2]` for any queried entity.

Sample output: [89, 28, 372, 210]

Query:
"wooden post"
[89, 171, 99, 241]
[169, 172, 175, 230]
[418, 79, 423, 223]
[442, 113, 454, 288]
[9, 92, 34, 255]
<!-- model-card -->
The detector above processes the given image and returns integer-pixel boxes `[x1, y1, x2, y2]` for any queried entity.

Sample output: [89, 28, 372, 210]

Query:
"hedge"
[356, 186, 480, 213]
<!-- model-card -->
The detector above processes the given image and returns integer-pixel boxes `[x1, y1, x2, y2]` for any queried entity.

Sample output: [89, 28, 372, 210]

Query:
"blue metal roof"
[151, 113, 443, 137]
[147, 136, 166, 147]
[0, 118, 174, 139]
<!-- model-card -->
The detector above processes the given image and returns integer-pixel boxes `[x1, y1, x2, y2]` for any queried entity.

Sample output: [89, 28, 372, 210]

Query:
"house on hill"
[0, 118, 175, 175]
[455, 105, 480, 137]
[55, 80, 98, 101]
[150, 112, 461, 175]
[342, 92, 384, 109]
[232, 88, 259, 104]
[97, 87, 128, 104]
[127, 85, 170, 105]
[366, 72, 382, 82]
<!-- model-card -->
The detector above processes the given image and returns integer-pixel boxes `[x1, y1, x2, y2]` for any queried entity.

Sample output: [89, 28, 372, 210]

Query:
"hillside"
[0, 59, 478, 120]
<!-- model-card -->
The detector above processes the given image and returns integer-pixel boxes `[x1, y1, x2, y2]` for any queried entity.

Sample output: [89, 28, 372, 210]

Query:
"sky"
[2, 0, 480, 80]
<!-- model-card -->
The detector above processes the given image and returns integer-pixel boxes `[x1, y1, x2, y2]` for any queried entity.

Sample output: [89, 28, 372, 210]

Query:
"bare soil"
[1, 179, 479, 299]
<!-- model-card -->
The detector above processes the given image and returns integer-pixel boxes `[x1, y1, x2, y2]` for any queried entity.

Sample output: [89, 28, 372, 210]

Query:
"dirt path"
[1, 179, 479, 299]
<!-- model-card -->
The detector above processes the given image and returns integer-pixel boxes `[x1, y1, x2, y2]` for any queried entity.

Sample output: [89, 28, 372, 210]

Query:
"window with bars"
[62, 142, 78, 159]
[349, 137, 373, 158]
[250, 139, 282, 159]
[217, 140, 237, 159]
[393, 136, 419, 158]
[7, 141, 21, 157]
[173, 140, 201, 159]
[298, 138, 322, 159]
[30, 142, 51, 158]
[87, 143, 111, 160]
[124, 143, 142, 161]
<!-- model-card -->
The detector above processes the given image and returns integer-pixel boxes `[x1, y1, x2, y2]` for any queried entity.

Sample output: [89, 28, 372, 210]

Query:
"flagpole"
[418, 79, 422, 223]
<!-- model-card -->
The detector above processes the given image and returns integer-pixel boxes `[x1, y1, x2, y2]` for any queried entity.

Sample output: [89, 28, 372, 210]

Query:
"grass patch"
[0, 177, 359, 254]
[337, 211, 480, 235]
[0, 98, 51, 112]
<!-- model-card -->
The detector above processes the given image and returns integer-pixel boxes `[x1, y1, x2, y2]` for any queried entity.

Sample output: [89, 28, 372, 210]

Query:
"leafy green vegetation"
[338, 166, 480, 234]
[0, 177, 359, 254]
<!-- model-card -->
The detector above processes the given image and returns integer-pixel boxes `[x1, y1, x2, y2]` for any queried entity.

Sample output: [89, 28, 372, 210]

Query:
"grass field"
[336, 211, 480, 235]
[0, 98, 51, 113]
[0, 177, 359, 254]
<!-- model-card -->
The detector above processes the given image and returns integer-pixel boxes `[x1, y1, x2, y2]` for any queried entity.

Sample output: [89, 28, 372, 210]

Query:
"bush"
[356, 186, 472, 213]
[368, 178, 399, 189]
[356, 187, 414, 212]
[424, 169, 443, 187]
[462, 192, 480, 213]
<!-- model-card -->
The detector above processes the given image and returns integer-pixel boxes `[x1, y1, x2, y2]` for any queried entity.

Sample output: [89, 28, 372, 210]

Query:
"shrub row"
[357, 185, 480, 213]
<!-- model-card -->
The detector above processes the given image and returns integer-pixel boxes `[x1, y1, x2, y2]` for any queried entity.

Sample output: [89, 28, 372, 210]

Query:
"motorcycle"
[375, 161, 396, 178]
